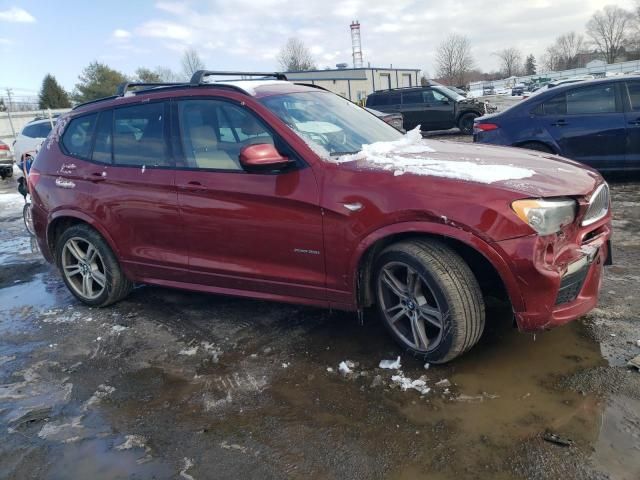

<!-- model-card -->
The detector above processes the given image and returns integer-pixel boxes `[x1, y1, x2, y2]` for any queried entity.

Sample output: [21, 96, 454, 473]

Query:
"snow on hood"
[336, 127, 535, 185]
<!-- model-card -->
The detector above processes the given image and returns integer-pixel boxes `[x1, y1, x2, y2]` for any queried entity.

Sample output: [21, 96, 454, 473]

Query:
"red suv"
[30, 71, 612, 363]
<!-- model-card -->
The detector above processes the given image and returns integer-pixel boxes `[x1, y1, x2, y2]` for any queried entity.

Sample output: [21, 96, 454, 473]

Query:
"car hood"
[331, 129, 600, 198]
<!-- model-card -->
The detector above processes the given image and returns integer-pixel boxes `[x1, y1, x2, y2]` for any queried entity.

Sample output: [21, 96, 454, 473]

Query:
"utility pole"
[4, 88, 16, 139]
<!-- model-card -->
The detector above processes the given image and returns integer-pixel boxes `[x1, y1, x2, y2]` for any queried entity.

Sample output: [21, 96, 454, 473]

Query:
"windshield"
[259, 91, 402, 156]
[433, 86, 465, 102]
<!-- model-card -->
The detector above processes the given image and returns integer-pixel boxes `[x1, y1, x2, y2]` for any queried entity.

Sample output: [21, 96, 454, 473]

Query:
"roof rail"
[116, 81, 188, 97]
[72, 95, 120, 110]
[190, 70, 287, 85]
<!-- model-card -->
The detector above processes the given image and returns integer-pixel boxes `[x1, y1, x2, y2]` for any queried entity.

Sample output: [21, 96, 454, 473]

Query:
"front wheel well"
[357, 233, 509, 309]
[514, 140, 556, 154]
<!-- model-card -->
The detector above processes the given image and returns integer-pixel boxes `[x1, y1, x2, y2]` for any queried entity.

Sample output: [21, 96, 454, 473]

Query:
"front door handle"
[628, 118, 640, 125]
[551, 120, 568, 127]
[182, 180, 208, 192]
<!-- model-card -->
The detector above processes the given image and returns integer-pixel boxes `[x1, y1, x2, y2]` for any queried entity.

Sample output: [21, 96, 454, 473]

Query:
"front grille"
[555, 262, 590, 305]
[582, 183, 609, 226]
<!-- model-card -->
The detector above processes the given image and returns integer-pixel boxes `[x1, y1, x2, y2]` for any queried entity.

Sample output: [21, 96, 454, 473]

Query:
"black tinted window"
[627, 82, 640, 112]
[22, 122, 52, 138]
[566, 84, 616, 115]
[371, 93, 401, 106]
[61, 114, 97, 159]
[92, 110, 113, 164]
[544, 94, 567, 115]
[366, 95, 379, 106]
[402, 91, 425, 104]
[113, 102, 168, 166]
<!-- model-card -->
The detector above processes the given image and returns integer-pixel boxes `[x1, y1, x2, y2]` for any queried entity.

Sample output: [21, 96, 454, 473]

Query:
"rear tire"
[458, 112, 478, 135]
[23, 203, 35, 236]
[518, 142, 553, 154]
[373, 239, 485, 364]
[55, 224, 132, 307]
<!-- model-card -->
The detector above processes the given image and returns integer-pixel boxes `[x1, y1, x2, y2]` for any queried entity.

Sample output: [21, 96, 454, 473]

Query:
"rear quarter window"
[22, 122, 52, 138]
[61, 114, 97, 159]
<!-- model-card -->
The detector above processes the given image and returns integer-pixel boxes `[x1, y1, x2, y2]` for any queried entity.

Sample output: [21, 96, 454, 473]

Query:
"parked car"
[0, 140, 13, 179]
[366, 108, 404, 132]
[483, 85, 496, 95]
[511, 84, 526, 96]
[366, 85, 492, 134]
[13, 118, 54, 162]
[30, 71, 612, 363]
[474, 76, 640, 171]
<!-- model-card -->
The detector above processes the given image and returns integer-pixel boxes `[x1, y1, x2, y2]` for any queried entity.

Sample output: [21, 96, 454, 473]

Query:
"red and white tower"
[350, 21, 363, 68]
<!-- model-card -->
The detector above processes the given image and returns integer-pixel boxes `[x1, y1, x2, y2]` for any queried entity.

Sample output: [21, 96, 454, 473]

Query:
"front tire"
[373, 240, 485, 364]
[55, 224, 132, 307]
[458, 112, 478, 135]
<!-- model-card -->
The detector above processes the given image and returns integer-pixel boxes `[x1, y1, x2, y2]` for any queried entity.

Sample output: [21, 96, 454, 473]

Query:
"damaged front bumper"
[494, 216, 612, 332]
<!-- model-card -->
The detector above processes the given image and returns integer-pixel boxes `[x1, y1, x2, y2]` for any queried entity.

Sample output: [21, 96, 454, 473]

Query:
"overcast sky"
[0, 0, 636, 96]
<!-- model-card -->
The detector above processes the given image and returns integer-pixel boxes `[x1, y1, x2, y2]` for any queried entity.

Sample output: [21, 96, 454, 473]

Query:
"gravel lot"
[1, 147, 639, 479]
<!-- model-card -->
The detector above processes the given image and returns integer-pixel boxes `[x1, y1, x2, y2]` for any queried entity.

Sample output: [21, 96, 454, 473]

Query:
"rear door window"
[22, 122, 52, 138]
[92, 110, 113, 164]
[113, 102, 169, 167]
[543, 94, 567, 115]
[61, 114, 97, 159]
[566, 84, 616, 115]
[626, 82, 640, 112]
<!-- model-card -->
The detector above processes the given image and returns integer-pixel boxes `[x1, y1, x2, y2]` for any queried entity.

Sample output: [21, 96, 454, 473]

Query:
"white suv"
[13, 118, 54, 162]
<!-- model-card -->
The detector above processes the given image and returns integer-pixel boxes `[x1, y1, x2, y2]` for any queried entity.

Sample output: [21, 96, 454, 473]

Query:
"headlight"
[511, 198, 577, 235]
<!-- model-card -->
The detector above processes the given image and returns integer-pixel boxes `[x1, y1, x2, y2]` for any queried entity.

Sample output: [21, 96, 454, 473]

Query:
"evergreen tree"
[38, 74, 71, 109]
[524, 54, 537, 76]
[73, 62, 128, 103]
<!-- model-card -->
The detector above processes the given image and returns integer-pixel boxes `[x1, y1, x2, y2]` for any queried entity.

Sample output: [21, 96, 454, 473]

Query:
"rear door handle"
[86, 172, 106, 183]
[551, 120, 568, 127]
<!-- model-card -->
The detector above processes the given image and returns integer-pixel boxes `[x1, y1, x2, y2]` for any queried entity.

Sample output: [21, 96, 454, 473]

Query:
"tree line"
[37, 48, 206, 108]
[435, 3, 640, 85]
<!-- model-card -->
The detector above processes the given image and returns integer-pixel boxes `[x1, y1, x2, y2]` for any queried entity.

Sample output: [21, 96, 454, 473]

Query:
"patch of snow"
[38, 416, 84, 442]
[180, 457, 195, 480]
[220, 441, 249, 454]
[338, 360, 354, 375]
[111, 325, 128, 333]
[0, 192, 26, 208]
[281, 362, 290, 369]
[391, 374, 431, 395]
[379, 356, 402, 370]
[83, 384, 115, 410]
[179, 346, 198, 356]
[326, 367, 334, 373]
[115, 434, 147, 451]
[201, 342, 222, 363]
[636, 340, 640, 347]
[335, 127, 534, 184]
[435, 379, 451, 388]
[424, 363, 430, 370]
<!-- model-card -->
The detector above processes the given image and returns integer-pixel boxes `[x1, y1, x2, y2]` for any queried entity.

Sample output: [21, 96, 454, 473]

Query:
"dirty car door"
[174, 98, 326, 301]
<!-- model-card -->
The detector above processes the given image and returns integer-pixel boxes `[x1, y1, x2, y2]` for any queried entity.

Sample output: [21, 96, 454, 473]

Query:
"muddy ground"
[1, 153, 639, 479]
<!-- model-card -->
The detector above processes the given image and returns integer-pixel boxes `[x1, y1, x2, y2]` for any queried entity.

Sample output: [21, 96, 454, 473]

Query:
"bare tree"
[494, 47, 523, 77]
[435, 34, 474, 85]
[556, 32, 585, 69]
[181, 48, 205, 79]
[154, 67, 185, 82]
[541, 45, 562, 72]
[586, 5, 631, 63]
[277, 38, 316, 71]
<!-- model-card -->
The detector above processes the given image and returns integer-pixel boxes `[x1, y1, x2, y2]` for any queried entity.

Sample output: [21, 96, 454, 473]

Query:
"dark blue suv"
[473, 76, 640, 171]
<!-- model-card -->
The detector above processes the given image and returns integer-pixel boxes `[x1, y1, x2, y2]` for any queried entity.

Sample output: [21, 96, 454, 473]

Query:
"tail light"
[474, 123, 499, 134]
[28, 167, 41, 192]
[0, 143, 9, 151]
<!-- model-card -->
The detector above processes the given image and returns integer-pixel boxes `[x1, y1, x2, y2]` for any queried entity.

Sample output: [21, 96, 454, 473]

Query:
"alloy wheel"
[377, 261, 446, 352]
[61, 237, 107, 300]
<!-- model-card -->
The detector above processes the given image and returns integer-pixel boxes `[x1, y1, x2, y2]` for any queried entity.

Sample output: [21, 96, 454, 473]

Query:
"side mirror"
[239, 143, 292, 171]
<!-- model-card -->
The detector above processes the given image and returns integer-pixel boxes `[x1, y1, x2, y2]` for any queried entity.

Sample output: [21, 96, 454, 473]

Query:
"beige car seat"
[188, 125, 239, 170]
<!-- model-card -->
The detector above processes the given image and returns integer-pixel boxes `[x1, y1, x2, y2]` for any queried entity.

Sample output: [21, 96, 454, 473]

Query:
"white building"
[285, 67, 421, 103]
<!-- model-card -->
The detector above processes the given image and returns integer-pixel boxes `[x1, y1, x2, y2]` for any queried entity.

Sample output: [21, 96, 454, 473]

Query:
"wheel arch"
[46, 210, 122, 263]
[352, 222, 524, 313]
[513, 140, 557, 154]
